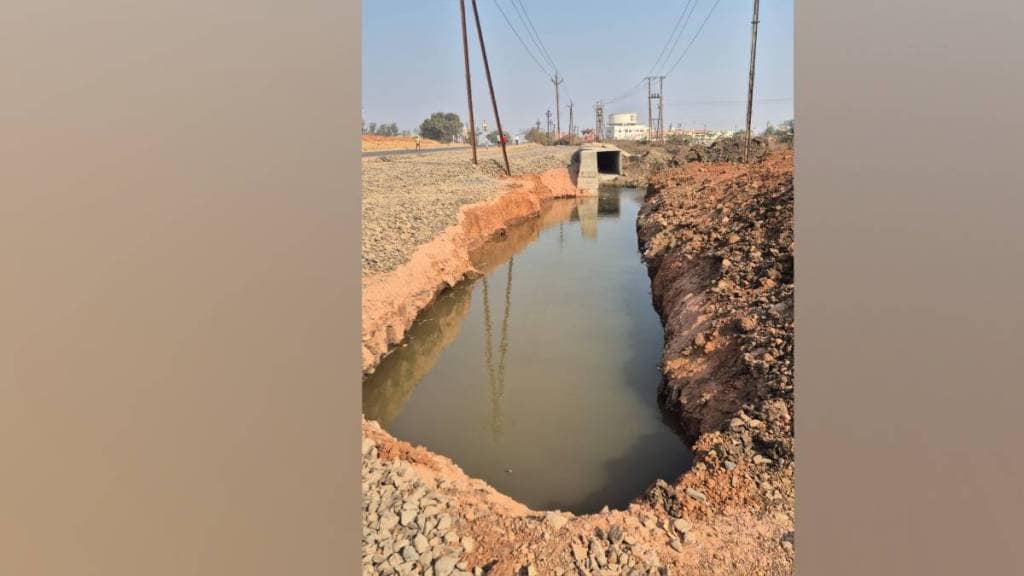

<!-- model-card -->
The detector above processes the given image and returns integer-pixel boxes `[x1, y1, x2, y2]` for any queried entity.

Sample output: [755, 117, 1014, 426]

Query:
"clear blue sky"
[363, 1, 792, 134]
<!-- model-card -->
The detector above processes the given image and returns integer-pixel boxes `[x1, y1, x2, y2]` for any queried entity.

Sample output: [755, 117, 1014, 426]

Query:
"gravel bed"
[362, 437, 480, 576]
[361, 145, 575, 277]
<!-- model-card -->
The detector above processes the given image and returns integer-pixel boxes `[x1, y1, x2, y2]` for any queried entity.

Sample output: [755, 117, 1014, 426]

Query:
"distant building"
[605, 112, 649, 141]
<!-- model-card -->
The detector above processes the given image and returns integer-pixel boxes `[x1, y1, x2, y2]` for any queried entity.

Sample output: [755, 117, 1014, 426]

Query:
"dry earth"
[362, 134, 453, 152]
[361, 146, 795, 575]
[362, 145, 576, 276]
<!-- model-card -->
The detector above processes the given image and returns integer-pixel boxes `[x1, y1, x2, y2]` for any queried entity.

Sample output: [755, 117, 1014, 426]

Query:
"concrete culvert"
[576, 144, 623, 193]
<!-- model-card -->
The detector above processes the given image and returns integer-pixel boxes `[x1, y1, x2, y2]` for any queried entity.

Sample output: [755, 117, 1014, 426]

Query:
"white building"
[605, 112, 649, 141]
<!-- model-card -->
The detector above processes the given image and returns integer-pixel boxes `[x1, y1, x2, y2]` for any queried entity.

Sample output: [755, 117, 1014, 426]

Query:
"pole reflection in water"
[481, 257, 514, 440]
[362, 188, 692, 513]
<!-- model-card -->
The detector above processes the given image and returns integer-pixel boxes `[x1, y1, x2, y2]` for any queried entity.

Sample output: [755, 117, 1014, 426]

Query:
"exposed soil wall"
[636, 150, 796, 571]
[362, 168, 581, 375]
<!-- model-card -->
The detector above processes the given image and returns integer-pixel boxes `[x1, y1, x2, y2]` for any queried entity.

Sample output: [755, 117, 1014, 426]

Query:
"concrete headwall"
[575, 144, 623, 194]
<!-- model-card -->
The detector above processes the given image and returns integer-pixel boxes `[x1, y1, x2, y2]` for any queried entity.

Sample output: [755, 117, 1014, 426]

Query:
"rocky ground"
[362, 425, 479, 576]
[361, 145, 576, 276]
[637, 149, 796, 568]
[610, 136, 774, 188]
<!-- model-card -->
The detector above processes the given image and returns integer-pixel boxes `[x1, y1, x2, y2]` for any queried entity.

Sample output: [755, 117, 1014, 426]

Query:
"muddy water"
[363, 188, 691, 513]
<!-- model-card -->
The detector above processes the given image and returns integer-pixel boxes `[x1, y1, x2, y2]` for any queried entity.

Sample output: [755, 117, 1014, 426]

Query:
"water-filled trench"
[362, 187, 691, 513]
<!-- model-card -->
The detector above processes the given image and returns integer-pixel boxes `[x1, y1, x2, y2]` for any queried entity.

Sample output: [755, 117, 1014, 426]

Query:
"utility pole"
[567, 100, 574, 144]
[470, 0, 511, 176]
[658, 76, 665, 141]
[552, 73, 564, 140]
[645, 76, 665, 141]
[744, 0, 760, 163]
[646, 77, 653, 136]
[458, 0, 477, 164]
[594, 101, 605, 142]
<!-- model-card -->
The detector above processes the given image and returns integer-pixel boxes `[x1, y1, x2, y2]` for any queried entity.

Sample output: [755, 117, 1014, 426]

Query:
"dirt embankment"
[362, 167, 580, 375]
[637, 150, 795, 568]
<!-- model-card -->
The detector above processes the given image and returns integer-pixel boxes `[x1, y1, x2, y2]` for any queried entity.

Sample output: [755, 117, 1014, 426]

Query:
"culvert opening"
[596, 150, 621, 175]
[362, 187, 692, 514]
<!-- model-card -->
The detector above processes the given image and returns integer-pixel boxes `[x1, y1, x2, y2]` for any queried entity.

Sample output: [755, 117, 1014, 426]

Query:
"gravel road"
[361, 144, 575, 277]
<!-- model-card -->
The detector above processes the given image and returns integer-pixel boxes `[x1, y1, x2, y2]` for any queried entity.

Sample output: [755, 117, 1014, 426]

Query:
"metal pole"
[459, 0, 477, 164]
[744, 0, 760, 163]
[470, 0, 511, 176]
[553, 73, 563, 140]
[658, 76, 665, 141]
[647, 77, 653, 136]
[568, 101, 574, 145]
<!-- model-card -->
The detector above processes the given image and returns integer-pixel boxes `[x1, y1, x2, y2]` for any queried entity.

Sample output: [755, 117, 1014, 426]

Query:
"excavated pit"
[363, 187, 692, 513]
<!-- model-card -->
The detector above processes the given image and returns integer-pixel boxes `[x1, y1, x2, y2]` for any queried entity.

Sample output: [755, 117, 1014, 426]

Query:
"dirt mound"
[637, 150, 795, 570]
[612, 137, 772, 187]
[685, 135, 769, 163]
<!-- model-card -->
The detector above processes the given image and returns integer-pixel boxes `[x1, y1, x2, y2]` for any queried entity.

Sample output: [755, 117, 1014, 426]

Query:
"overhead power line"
[489, 0, 553, 78]
[649, 0, 699, 77]
[664, 97, 792, 106]
[663, 0, 723, 78]
[509, 0, 558, 74]
[605, 0, 700, 107]
[603, 79, 646, 106]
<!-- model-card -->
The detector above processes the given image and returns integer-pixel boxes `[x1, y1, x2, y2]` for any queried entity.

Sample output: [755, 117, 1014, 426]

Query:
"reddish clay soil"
[362, 134, 453, 151]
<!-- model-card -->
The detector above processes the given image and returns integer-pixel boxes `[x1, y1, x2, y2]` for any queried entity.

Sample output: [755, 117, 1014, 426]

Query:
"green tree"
[368, 122, 377, 135]
[486, 130, 510, 145]
[418, 112, 463, 143]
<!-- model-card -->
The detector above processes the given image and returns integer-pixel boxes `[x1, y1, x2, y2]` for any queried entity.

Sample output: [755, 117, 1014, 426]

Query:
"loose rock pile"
[362, 437, 479, 576]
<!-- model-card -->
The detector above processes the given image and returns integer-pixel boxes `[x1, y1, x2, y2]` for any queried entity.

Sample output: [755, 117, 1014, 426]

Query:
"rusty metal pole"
[470, 0, 511, 176]
[459, 0, 478, 164]
[744, 0, 760, 163]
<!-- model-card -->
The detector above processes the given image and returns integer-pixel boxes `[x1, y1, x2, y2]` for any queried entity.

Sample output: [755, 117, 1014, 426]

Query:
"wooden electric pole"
[552, 73, 564, 139]
[459, 0, 477, 164]
[567, 100, 574, 144]
[470, 0, 511, 176]
[744, 0, 760, 163]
